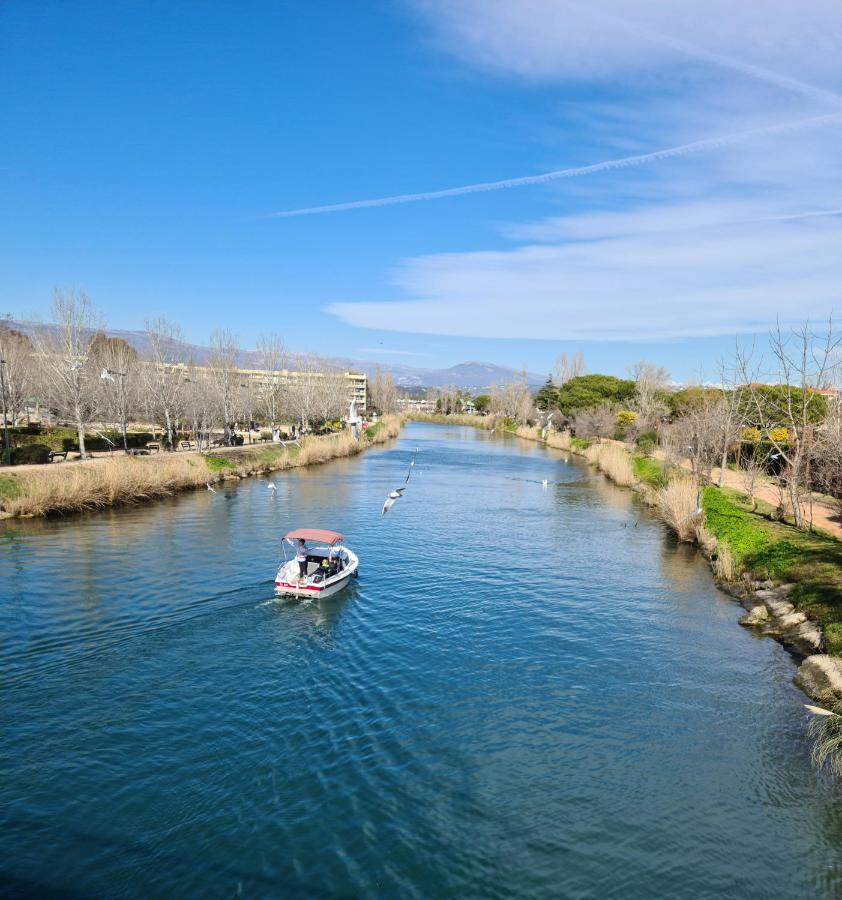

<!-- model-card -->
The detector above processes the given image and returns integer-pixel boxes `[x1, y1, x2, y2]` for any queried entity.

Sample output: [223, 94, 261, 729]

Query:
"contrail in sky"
[269, 113, 842, 218]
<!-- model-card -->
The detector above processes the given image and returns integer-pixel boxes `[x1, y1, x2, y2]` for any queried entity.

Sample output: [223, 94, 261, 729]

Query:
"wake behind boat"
[275, 528, 358, 599]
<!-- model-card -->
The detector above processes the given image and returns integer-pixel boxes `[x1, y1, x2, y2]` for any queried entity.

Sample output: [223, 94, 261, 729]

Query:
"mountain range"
[7, 320, 544, 390]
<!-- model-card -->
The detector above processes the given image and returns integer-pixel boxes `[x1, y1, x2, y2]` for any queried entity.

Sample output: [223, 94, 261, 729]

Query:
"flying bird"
[404, 448, 419, 484]
[382, 487, 405, 517]
[206, 483, 217, 493]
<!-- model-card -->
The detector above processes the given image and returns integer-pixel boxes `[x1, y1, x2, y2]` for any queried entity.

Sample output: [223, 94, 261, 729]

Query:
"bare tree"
[812, 397, 842, 523]
[0, 320, 34, 425]
[255, 334, 286, 433]
[554, 350, 586, 385]
[183, 367, 215, 451]
[572, 404, 616, 440]
[33, 290, 102, 457]
[629, 360, 671, 427]
[144, 317, 188, 450]
[314, 368, 348, 425]
[287, 355, 322, 433]
[207, 329, 240, 445]
[490, 376, 532, 423]
[89, 332, 138, 450]
[736, 319, 840, 528]
[369, 365, 398, 414]
[740, 443, 772, 511]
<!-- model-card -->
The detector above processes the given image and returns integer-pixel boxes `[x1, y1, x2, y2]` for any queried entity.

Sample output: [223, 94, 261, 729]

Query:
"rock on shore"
[734, 583, 824, 656]
[795, 655, 842, 704]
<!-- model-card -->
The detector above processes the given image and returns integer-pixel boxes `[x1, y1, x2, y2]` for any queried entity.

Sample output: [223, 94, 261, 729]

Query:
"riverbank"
[0, 416, 403, 518]
[415, 416, 842, 710]
[504, 422, 842, 708]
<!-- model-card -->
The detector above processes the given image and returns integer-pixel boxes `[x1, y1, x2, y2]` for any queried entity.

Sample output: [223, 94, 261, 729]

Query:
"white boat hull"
[274, 548, 359, 599]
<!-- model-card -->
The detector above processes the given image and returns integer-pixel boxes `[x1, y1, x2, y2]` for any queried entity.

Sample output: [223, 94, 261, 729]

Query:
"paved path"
[648, 446, 842, 540]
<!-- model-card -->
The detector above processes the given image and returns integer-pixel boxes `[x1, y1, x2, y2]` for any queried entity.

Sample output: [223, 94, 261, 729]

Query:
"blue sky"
[2, 1, 841, 381]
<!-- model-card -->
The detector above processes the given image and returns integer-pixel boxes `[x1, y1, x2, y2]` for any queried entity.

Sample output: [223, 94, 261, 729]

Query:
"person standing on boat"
[286, 537, 308, 582]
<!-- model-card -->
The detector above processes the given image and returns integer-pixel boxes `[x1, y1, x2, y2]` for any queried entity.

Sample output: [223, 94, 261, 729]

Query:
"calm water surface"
[2, 423, 842, 898]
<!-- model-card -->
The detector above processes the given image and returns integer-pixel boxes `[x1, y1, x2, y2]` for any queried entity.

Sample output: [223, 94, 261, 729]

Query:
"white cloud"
[411, 0, 842, 95]
[325, 1, 842, 342]
[330, 122, 842, 340]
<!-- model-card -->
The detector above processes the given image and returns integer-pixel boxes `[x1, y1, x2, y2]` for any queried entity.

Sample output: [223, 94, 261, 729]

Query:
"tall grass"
[516, 425, 540, 441]
[1, 454, 210, 516]
[546, 430, 572, 451]
[1, 417, 404, 518]
[809, 705, 842, 777]
[655, 475, 703, 542]
[582, 442, 635, 487]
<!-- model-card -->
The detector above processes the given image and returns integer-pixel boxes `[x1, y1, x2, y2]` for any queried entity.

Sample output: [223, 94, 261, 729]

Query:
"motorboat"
[274, 528, 359, 599]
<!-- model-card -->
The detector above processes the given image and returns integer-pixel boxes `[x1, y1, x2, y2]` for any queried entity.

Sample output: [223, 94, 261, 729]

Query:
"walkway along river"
[2, 423, 842, 897]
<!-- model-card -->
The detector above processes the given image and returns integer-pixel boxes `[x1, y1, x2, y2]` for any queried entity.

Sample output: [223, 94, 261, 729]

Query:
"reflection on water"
[2, 423, 842, 898]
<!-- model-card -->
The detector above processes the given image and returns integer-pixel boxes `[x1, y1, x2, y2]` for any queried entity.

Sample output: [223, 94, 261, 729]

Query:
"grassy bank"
[0, 416, 403, 518]
[702, 487, 842, 652]
[506, 424, 842, 650]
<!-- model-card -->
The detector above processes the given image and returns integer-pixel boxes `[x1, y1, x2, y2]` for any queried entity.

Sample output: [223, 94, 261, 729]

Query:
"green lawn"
[632, 455, 667, 488]
[702, 486, 842, 652]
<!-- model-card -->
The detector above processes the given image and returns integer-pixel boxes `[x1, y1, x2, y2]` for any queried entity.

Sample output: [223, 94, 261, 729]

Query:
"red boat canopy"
[284, 528, 343, 546]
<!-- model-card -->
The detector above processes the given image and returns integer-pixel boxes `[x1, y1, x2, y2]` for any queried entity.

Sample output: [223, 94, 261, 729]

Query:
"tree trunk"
[76, 422, 86, 458]
[718, 443, 728, 487]
[164, 409, 173, 451]
[788, 468, 803, 529]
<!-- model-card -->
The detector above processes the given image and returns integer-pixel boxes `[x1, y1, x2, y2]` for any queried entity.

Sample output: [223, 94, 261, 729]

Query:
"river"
[2, 422, 841, 897]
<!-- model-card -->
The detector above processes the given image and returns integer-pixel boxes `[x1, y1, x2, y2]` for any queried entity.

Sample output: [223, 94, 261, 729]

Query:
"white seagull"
[382, 487, 405, 517]
[206, 483, 217, 493]
[404, 447, 419, 484]
[267, 482, 277, 492]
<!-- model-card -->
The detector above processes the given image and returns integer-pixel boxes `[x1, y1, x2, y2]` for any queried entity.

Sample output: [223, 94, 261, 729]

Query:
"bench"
[179, 440, 197, 451]
[145, 442, 161, 454]
[48, 450, 69, 462]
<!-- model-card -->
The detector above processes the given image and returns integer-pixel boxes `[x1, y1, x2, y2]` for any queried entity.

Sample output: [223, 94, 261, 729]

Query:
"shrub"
[260, 430, 272, 441]
[636, 431, 657, 456]
[742, 426, 761, 444]
[11, 443, 51, 465]
[768, 426, 790, 444]
[617, 410, 637, 427]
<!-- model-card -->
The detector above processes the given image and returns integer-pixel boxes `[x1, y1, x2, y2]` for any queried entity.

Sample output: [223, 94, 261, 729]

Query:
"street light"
[0, 358, 10, 465]
[100, 368, 128, 451]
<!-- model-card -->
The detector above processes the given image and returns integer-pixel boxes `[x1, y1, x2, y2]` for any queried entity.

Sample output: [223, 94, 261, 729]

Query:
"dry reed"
[581, 441, 635, 487]
[545, 430, 572, 451]
[655, 475, 704, 542]
[712, 540, 735, 580]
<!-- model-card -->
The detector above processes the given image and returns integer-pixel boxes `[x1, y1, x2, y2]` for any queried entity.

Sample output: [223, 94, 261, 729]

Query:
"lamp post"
[0, 358, 10, 466]
[100, 367, 128, 450]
